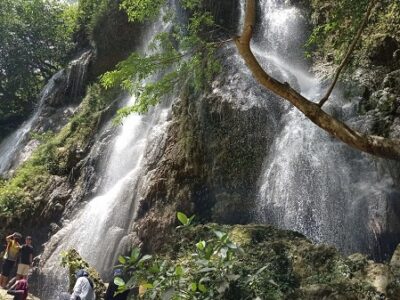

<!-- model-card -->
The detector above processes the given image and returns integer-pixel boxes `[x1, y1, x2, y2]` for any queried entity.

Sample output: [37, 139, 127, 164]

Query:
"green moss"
[309, 1, 400, 69]
[229, 226, 252, 246]
[150, 224, 382, 299]
[0, 83, 119, 234]
[61, 249, 106, 298]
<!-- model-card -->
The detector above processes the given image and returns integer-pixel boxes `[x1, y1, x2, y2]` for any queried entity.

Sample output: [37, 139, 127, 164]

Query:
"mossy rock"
[60, 249, 106, 299]
[153, 224, 390, 299]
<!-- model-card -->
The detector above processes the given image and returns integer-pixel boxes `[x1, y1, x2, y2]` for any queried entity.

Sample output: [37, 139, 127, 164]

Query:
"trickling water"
[0, 51, 92, 176]
[244, 0, 399, 257]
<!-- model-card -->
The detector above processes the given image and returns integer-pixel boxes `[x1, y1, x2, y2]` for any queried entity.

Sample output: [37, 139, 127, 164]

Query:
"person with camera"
[0, 232, 22, 288]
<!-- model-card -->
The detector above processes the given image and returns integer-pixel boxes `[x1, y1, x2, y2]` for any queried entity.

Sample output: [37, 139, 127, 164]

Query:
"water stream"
[247, 0, 399, 257]
[0, 51, 92, 176]
[38, 8, 176, 299]
[33, 0, 400, 297]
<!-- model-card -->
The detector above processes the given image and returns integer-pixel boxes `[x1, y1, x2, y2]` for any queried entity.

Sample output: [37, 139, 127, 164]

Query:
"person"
[7, 277, 28, 300]
[105, 269, 129, 300]
[69, 269, 95, 300]
[0, 233, 22, 288]
[16, 236, 33, 280]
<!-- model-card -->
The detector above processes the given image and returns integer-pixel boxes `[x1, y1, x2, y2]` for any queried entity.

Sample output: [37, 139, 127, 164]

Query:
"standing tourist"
[16, 236, 33, 280]
[0, 233, 21, 288]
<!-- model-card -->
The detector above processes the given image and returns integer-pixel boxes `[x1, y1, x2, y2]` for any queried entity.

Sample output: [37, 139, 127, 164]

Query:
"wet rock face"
[89, 2, 145, 79]
[203, 0, 240, 34]
[368, 35, 399, 67]
[134, 76, 276, 252]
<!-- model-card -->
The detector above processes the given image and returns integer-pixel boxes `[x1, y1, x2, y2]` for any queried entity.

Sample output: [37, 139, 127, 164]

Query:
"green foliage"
[177, 212, 195, 226]
[75, 0, 112, 39]
[61, 249, 106, 298]
[0, 0, 77, 138]
[120, 0, 165, 22]
[101, 0, 222, 119]
[308, 0, 400, 66]
[113, 217, 293, 299]
[0, 83, 118, 228]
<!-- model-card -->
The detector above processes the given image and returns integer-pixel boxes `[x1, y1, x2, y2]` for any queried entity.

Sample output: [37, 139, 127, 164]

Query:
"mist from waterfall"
[245, 0, 399, 257]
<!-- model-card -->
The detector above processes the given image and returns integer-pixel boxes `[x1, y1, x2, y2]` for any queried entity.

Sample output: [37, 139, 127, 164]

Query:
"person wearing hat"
[69, 269, 95, 300]
[0, 233, 22, 288]
[105, 269, 129, 300]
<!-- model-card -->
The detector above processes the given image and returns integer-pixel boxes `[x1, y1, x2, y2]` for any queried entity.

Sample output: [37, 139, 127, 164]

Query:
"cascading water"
[0, 72, 60, 175]
[244, 0, 400, 257]
[0, 51, 91, 176]
[38, 9, 176, 300]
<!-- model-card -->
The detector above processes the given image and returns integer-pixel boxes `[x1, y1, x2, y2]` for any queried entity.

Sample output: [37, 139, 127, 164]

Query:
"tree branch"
[318, 0, 379, 107]
[235, 0, 400, 160]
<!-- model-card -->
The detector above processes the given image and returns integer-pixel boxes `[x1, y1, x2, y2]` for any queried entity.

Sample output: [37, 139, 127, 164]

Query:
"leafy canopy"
[100, 0, 222, 121]
[307, 0, 400, 64]
[0, 0, 77, 138]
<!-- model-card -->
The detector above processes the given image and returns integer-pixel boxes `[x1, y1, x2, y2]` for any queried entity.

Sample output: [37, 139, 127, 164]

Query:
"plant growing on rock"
[100, 0, 222, 123]
[112, 213, 279, 299]
[61, 249, 107, 298]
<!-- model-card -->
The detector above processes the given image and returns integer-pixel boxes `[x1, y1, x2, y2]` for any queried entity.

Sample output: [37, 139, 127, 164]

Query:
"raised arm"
[5, 233, 14, 242]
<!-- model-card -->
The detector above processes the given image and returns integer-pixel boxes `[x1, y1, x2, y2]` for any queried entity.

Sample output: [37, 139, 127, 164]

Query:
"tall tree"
[0, 0, 76, 138]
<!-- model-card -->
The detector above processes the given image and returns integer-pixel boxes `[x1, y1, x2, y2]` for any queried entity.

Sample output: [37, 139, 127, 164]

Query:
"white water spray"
[38, 7, 176, 299]
[237, 0, 398, 256]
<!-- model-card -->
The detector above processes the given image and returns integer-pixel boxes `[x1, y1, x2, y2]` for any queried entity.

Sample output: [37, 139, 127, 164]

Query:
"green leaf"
[196, 240, 206, 250]
[142, 283, 154, 289]
[114, 276, 125, 286]
[198, 283, 207, 293]
[177, 212, 189, 225]
[175, 265, 184, 276]
[138, 254, 152, 263]
[190, 282, 197, 292]
[189, 214, 195, 224]
[255, 265, 269, 275]
[213, 230, 226, 240]
[130, 247, 140, 262]
[118, 255, 127, 264]
[227, 242, 238, 249]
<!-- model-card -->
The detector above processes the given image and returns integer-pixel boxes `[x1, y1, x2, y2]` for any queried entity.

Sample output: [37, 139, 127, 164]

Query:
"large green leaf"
[114, 276, 125, 286]
[177, 212, 189, 225]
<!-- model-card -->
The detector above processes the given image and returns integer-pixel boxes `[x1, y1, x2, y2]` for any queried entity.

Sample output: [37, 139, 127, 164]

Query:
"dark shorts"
[2, 259, 16, 277]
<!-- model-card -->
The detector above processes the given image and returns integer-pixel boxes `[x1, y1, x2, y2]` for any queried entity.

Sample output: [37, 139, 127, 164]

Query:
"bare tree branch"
[319, 0, 379, 107]
[235, 0, 400, 160]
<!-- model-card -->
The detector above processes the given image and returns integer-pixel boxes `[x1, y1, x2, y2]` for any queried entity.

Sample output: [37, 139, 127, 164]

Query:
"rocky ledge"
[0, 289, 40, 300]
[63, 224, 400, 299]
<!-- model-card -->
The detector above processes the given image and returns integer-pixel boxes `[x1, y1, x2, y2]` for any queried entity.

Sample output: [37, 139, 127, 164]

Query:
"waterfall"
[37, 8, 176, 299]
[0, 51, 92, 177]
[244, 0, 399, 257]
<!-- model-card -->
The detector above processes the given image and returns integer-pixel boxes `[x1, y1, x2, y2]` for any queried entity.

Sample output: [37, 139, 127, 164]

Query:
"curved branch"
[235, 0, 400, 160]
[319, 0, 379, 107]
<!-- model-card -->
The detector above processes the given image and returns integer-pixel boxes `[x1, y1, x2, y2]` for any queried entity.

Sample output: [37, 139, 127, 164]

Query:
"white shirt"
[70, 276, 96, 300]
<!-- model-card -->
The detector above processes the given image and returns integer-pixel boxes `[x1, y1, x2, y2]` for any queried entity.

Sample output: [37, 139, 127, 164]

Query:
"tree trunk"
[235, 0, 400, 160]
